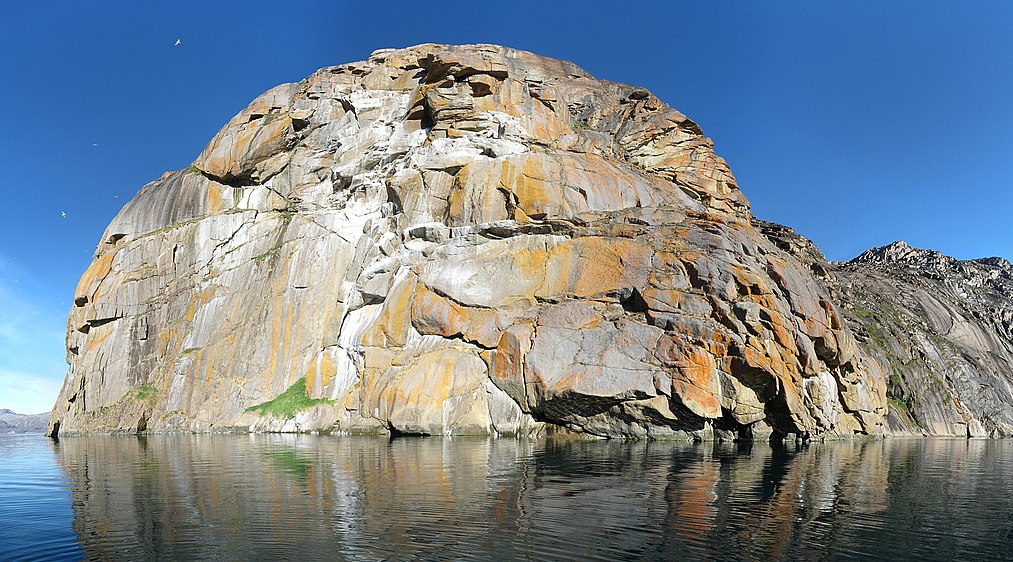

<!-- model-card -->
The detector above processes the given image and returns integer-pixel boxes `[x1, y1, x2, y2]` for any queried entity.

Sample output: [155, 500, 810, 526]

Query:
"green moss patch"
[887, 396, 909, 412]
[133, 383, 158, 403]
[245, 377, 331, 419]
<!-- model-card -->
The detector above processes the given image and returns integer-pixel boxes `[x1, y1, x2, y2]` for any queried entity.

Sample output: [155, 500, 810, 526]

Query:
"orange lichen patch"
[361, 274, 417, 348]
[281, 305, 295, 373]
[502, 155, 564, 218]
[318, 354, 338, 398]
[763, 308, 798, 353]
[484, 78, 566, 141]
[563, 153, 647, 211]
[731, 264, 775, 297]
[203, 352, 215, 393]
[220, 316, 242, 379]
[206, 184, 224, 214]
[184, 286, 223, 323]
[488, 322, 535, 409]
[763, 255, 794, 289]
[528, 101, 567, 142]
[822, 299, 844, 330]
[603, 223, 645, 239]
[362, 348, 397, 376]
[305, 355, 320, 395]
[319, 352, 337, 392]
[85, 327, 114, 351]
[473, 78, 517, 115]
[198, 113, 293, 179]
[75, 251, 116, 303]
[737, 292, 799, 355]
[445, 172, 468, 224]
[155, 326, 184, 377]
[386, 66, 426, 91]
[360, 348, 486, 426]
[669, 346, 722, 419]
[157, 327, 177, 348]
[420, 85, 453, 113]
[494, 79, 530, 118]
[652, 326, 733, 420]
[769, 324, 797, 358]
[509, 243, 552, 284]
[537, 241, 580, 298]
[411, 284, 501, 348]
[395, 363, 452, 405]
[740, 337, 798, 388]
[305, 350, 338, 399]
[266, 295, 285, 384]
[536, 238, 652, 299]
[445, 163, 512, 226]
[653, 249, 688, 272]
[261, 296, 298, 393]
[641, 288, 686, 313]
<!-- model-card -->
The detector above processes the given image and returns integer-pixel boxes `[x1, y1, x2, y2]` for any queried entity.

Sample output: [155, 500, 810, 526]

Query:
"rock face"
[754, 223, 1013, 438]
[834, 242, 1013, 437]
[1, 409, 50, 434]
[48, 44, 888, 439]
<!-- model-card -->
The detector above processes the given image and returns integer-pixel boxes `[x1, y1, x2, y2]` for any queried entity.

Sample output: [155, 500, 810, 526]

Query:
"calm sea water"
[2, 434, 1013, 561]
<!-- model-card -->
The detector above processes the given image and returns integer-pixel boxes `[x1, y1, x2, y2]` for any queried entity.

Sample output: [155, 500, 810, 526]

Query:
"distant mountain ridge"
[0, 410, 49, 434]
[836, 240, 1013, 436]
[756, 225, 1013, 437]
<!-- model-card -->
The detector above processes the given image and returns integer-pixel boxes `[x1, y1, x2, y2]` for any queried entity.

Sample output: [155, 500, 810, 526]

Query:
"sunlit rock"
[48, 44, 888, 439]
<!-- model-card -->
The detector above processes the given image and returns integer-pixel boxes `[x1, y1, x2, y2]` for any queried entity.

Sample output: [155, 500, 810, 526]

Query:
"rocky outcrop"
[48, 44, 887, 440]
[833, 242, 1013, 437]
[1, 409, 50, 434]
[755, 222, 1013, 438]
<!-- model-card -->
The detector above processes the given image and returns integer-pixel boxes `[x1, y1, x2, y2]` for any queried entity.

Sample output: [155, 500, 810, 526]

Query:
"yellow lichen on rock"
[49, 44, 888, 440]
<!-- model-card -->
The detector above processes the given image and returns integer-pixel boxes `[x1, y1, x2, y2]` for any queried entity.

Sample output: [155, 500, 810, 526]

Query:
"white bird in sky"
[60, 211, 66, 219]
[175, 38, 181, 46]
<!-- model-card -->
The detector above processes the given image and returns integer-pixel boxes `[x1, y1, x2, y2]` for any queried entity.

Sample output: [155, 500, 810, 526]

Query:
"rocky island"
[47, 44, 1013, 440]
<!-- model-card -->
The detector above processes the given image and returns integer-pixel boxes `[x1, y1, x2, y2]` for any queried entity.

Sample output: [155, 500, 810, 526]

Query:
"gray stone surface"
[48, 44, 887, 440]
[756, 222, 1013, 437]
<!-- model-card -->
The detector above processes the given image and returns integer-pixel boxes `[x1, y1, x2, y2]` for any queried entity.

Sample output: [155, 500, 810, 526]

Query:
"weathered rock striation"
[48, 44, 888, 440]
[755, 223, 1013, 438]
[834, 242, 1013, 437]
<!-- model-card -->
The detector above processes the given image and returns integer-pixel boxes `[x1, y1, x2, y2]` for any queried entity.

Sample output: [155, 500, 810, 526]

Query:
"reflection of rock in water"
[653, 440, 894, 560]
[54, 436, 1012, 560]
[56, 435, 529, 560]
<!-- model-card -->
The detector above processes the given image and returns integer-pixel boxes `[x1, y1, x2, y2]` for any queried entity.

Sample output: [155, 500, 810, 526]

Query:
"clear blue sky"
[3, 1, 1013, 414]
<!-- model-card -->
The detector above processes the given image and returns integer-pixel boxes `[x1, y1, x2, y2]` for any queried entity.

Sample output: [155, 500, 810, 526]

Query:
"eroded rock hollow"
[48, 44, 888, 439]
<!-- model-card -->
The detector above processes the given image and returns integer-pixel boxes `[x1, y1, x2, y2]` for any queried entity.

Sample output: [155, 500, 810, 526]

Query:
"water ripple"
[4, 435, 1013, 560]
